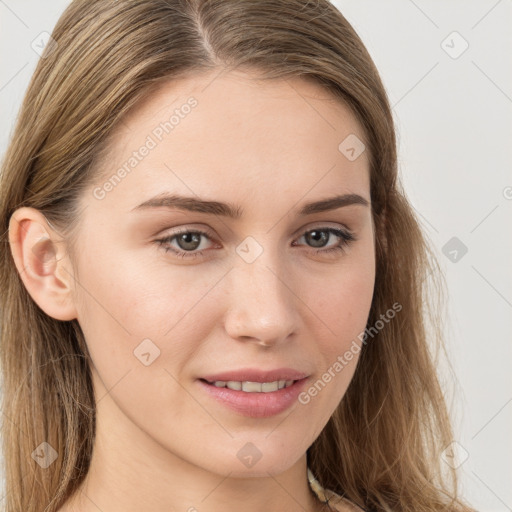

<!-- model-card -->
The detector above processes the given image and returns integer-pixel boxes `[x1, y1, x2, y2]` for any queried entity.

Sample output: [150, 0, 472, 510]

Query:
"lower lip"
[197, 378, 308, 418]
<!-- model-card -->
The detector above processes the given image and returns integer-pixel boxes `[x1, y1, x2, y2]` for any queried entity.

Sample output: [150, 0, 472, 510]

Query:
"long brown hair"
[0, 1, 475, 511]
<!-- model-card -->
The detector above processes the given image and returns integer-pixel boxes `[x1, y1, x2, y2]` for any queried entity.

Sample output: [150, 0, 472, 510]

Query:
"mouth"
[197, 371, 309, 418]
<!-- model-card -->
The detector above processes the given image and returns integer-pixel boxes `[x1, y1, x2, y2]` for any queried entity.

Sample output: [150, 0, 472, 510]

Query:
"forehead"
[88, 69, 370, 214]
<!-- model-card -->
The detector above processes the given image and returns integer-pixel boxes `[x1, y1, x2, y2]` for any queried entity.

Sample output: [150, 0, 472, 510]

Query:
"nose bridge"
[223, 240, 300, 344]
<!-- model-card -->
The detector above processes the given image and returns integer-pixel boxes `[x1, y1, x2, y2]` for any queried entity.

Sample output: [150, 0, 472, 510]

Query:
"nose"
[223, 250, 301, 348]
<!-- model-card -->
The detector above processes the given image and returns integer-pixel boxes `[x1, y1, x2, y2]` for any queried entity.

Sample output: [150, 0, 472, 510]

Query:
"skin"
[9, 68, 375, 512]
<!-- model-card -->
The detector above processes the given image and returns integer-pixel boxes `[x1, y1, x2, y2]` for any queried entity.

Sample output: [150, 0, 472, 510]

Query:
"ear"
[8, 207, 78, 321]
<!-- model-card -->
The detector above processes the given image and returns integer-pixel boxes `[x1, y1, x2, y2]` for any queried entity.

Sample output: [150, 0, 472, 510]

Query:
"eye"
[292, 227, 356, 257]
[154, 226, 356, 260]
[155, 228, 216, 260]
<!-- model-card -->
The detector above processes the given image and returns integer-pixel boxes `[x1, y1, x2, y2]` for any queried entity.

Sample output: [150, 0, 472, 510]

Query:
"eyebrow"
[131, 192, 369, 218]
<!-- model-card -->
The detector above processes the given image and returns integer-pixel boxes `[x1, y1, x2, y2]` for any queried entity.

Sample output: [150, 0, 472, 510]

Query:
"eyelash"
[154, 226, 356, 260]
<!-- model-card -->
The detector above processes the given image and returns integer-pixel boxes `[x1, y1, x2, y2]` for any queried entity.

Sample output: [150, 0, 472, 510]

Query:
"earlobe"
[8, 207, 78, 321]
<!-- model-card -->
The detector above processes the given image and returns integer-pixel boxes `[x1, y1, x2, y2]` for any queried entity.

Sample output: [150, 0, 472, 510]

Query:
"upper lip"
[201, 368, 309, 383]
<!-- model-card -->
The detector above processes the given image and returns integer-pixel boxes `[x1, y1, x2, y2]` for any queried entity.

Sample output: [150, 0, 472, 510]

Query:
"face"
[68, 69, 375, 477]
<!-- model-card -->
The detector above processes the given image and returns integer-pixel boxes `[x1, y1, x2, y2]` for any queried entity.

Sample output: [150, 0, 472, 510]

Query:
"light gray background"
[1, 1, 511, 511]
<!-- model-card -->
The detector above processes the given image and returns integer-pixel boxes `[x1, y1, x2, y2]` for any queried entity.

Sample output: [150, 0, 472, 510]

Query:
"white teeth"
[261, 381, 278, 392]
[212, 380, 295, 392]
[243, 381, 263, 392]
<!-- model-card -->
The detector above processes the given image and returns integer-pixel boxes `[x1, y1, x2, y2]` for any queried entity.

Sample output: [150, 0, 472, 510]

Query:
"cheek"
[73, 248, 223, 380]
[73, 252, 215, 426]
[75, 243, 202, 331]
[312, 251, 375, 348]
[301, 247, 375, 408]
[321, 269, 374, 340]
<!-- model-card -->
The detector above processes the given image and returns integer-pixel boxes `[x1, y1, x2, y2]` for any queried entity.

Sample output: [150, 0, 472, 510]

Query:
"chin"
[205, 442, 305, 478]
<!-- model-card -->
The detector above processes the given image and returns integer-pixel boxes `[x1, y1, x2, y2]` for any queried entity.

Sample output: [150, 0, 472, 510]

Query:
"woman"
[0, 1, 476, 511]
